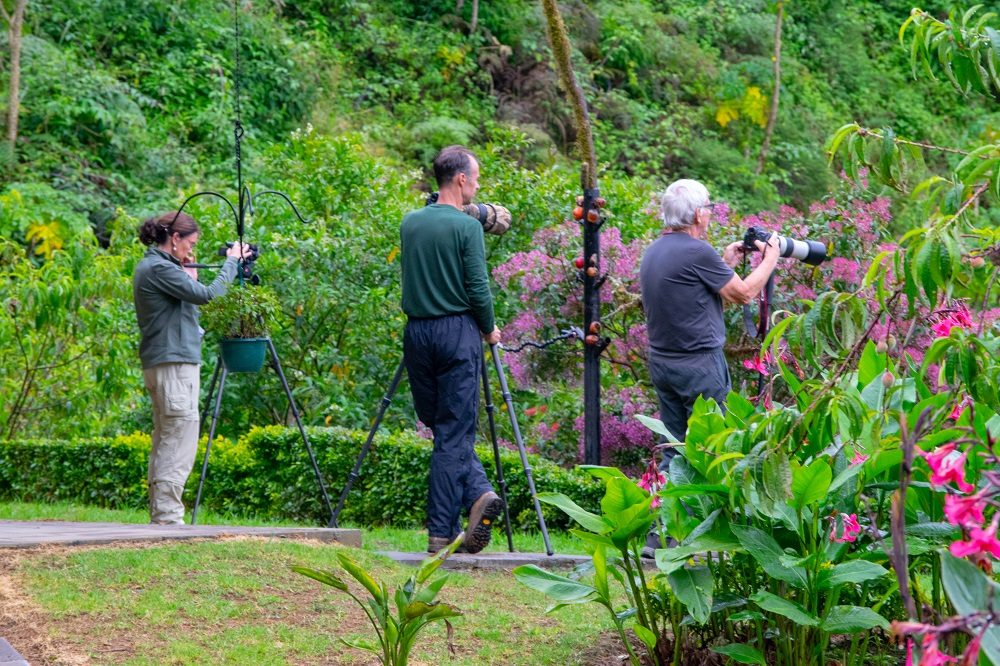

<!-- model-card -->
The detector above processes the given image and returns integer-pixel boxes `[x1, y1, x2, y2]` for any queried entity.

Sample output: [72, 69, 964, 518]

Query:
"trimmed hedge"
[0, 427, 602, 530]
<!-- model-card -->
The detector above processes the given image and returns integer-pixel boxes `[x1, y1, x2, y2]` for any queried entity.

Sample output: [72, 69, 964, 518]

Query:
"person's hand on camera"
[483, 326, 501, 345]
[182, 253, 198, 281]
[225, 242, 250, 259]
[754, 233, 779, 254]
[722, 241, 746, 268]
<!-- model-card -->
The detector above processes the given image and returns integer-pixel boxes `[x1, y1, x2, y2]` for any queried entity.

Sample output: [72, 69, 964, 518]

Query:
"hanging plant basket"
[220, 337, 269, 373]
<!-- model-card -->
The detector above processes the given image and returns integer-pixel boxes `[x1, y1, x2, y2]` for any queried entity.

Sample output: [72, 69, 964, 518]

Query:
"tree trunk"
[470, 0, 478, 33]
[455, 0, 464, 12]
[756, 0, 783, 175]
[1, 0, 28, 163]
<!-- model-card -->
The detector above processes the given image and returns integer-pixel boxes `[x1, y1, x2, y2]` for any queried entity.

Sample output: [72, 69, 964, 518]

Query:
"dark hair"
[138, 211, 200, 246]
[432, 145, 476, 188]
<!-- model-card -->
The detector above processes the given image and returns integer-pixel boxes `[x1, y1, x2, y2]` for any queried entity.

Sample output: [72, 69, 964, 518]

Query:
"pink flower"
[949, 517, 1000, 560]
[638, 459, 666, 509]
[943, 492, 987, 528]
[850, 451, 869, 465]
[920, 634, 958, 666]
[960, 632, 982, 666]
[948, 396, 972, 421]
[931, 304, 974, 338]
[830, 513, 862, 543]
[743, 351, 773, 376]
[920, 443, 975, 493]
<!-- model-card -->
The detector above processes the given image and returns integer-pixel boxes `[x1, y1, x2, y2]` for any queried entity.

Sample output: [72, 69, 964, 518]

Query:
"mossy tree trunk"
[756, 0, 784, 175]
[1, 0, 27, 164]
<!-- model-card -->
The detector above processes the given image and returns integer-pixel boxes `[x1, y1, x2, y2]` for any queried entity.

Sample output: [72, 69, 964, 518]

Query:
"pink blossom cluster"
[573, 385, 657, 471]
[894, 619, 985, 666]
[637, 458, 666, 508]
[829, 512, 862, 543]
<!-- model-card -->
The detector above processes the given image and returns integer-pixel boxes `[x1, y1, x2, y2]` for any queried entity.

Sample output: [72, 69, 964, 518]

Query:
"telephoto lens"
[743, 226, 827, 266]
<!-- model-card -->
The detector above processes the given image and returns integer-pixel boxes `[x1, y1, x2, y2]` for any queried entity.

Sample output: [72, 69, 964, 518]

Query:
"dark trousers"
[648, 348, 730, 471]
[404, 313, 493, 538]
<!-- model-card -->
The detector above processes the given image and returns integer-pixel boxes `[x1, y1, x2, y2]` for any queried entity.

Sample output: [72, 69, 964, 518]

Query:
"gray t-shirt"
[639, 232, 735, 354]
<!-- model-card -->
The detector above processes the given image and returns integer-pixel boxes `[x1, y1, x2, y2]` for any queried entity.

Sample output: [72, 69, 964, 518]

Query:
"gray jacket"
[133, 247, 238, 369]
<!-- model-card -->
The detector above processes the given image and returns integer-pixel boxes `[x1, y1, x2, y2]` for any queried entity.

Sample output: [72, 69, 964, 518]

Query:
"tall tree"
[455, 0, 479, 33]
[0, 0, 27, 163]
[756, 0, 784, 174]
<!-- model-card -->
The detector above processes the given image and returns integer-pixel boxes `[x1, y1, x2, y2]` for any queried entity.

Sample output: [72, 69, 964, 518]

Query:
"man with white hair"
[640, 179, 778, 459]
[639, 179, 777, 556]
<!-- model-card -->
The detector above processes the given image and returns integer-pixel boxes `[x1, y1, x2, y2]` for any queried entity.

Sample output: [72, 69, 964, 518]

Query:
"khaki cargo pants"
[143, 362, 200, 524]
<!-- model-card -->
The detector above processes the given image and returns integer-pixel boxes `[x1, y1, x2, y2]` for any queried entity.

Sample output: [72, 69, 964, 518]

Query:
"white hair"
[660, 179, 710, 230]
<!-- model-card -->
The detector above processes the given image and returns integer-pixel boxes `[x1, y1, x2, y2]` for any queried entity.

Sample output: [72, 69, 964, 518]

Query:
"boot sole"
[463, 497, 504, 554]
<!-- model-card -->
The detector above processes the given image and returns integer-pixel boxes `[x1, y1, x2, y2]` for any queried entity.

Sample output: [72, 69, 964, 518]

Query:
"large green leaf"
[820, 606, 889, 633]
[537, 492, 611, 534]
[750, 590, 819, 627]
[635, 414, 680, 443]
[761, 450, 792, 504]
[817, 560, 889, 590]
[337, 553, 385, 602]
[732, 525, 807, 588]
[513, 565, 598, 604]
[634, 624, 658, 652]
[601, 477, 651, 524]
[711, 643, 766, 665]
[668, 566, 714, 625]
[791, 459, 832, 510]
[940, 552, 1000, 664]
[291, 566, 349, 592]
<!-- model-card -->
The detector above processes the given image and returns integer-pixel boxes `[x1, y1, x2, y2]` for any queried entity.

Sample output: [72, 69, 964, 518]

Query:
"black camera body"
[742, 226, 827, 266]
[217, 242, 261, 284]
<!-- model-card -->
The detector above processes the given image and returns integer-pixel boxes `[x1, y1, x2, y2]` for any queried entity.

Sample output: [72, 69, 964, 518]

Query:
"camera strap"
[742, 273, 775, 339]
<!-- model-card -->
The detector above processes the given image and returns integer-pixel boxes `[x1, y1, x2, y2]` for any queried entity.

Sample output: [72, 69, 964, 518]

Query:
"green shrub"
[0, 427, 602, 531]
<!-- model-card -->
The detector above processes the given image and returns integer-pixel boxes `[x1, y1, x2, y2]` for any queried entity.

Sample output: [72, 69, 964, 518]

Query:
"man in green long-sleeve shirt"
[400, 145, 505, 554]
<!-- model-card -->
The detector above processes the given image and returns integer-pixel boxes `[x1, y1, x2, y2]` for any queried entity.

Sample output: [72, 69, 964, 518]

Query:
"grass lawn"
[0, 502, 618, 665]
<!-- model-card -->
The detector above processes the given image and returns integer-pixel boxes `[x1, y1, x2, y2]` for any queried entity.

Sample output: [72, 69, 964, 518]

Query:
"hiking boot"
[462, 491, 504, 554]
[427, 536, 453, 553]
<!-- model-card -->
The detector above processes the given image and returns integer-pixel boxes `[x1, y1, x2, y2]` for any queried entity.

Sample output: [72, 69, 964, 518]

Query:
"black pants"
[648, 348, 730, 471]
[404, 313, 493, 538]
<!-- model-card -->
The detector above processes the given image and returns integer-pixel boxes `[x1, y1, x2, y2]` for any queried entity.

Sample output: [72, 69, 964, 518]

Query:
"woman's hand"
[182, 253, 198, 281]
[226, 242, 250, 259]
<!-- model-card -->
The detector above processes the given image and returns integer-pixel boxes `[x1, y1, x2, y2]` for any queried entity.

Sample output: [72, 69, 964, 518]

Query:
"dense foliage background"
[0, 0, 994, 448]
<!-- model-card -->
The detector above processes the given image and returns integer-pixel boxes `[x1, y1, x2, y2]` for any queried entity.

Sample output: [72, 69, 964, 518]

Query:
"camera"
[218, 241, 261, 284]
[742, 226, 827, 266]
[425, 192, 512, 236]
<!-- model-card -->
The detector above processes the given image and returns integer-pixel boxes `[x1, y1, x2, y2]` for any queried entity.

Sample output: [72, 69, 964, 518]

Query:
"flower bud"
[886, 335, 897, 350]
[881, 371, 894, 388]
[875, 340, 888, 354]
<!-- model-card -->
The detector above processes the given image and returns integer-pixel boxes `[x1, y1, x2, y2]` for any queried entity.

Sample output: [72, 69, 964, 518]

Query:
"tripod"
[190, 338, 336, 526]
[330, 344, 554, 556]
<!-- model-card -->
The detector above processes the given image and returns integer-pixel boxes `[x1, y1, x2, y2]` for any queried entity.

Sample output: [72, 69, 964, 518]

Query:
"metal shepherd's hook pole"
[490, 344, 553, 556]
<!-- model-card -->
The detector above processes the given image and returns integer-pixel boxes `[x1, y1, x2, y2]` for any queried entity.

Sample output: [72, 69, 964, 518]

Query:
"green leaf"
[601, 477, 651, 524]
[635, 414, 680, 443]
[750, 590, 819, 627]
[634, 624, 658, 652]
[339, 637, 380, 654]
[337, 553, 385, 602]
[712, 643, 767, 665]
[817, 560, 889, 590]
[791, 459, 832, 510]
[537, 493, 611, 534]
[513, 565, 598, 605]
[292, 566, 349, 592]
[668, 566, 715, 625]
[762, 450, 792, 504]
[417, 534, 463, 584]
[578, 466, 628, 482]
[940, 552, 1000, 664]
[820, 606, 889, 633]
[732, 525, 807, 588]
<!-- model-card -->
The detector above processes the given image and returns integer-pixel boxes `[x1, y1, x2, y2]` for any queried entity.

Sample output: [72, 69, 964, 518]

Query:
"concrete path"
[0, 638, 28, 666]
[0, 520, 361, 549]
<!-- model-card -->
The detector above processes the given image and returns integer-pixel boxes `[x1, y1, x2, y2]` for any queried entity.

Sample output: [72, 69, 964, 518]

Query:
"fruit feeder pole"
[541, 0, 609, 465]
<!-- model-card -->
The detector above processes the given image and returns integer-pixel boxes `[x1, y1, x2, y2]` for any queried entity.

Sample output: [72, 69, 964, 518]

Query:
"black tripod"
[190, 338, 336, 525]
[331, 344, 554, 556]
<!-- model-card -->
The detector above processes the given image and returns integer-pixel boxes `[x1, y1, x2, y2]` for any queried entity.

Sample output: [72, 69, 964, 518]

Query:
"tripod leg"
[331, 358, 406, 527]
[489, 344, 554, 556]
[192, 365, 228, 526]
[481, 353, 515, 552]
[199, 358, 222, 436]
[267, 339, 336, 527]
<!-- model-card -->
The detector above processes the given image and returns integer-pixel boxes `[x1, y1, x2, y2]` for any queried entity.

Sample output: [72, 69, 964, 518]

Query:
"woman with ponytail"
[133, 211, 248, 525]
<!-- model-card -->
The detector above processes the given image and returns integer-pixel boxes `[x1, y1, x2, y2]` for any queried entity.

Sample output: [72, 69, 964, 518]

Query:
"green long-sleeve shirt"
[400, 204, 495, 333]
[133, 247, 238, 369]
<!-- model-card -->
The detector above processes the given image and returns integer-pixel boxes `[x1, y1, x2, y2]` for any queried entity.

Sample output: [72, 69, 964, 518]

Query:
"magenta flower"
[829, 513, 862, 543]
[948, 395, 972, 421]
[743, 350, 773, 376]
[850, 451, 869, 465]
[920, 443, 975, 493]
[919, 634, 958, 666]
[931, 304, 974, 338]
[638, 459, 666, 509]
[943, 492, 987, 528]
[949, 517, 1000, 560]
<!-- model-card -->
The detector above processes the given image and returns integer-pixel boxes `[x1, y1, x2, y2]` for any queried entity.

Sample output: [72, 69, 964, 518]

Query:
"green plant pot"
[220, 337, 269, 373]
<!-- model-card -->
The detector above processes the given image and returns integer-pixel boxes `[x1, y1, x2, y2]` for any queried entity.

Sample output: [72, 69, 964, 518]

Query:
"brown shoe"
[427, 536, 453, 554]
[462, 491, 504, 554]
